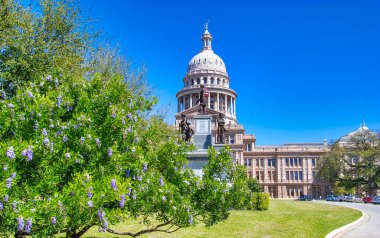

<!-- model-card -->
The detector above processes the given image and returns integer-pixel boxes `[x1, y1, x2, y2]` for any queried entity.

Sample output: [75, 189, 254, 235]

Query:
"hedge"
[250, 192, 270, 210]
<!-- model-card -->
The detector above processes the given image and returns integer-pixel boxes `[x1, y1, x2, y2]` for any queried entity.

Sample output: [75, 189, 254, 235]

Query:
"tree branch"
[76, 225, 93, 237]
[106, 219, 179, 237]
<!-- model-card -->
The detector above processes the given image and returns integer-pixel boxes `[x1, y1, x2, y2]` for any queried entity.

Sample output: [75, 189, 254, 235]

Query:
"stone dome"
[186, 25, 228, 76]
[187, 50, 227, 76]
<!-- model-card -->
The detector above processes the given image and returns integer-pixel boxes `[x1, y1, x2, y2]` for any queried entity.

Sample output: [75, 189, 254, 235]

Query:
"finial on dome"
[204, 20, 209, 31]
[201, 21, 212, 51]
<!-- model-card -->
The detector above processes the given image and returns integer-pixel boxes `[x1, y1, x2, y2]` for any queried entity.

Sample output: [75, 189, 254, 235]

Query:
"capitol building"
[174, 25, 367, 199]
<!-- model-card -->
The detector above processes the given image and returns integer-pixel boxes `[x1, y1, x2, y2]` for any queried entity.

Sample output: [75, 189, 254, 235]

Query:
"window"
[312, 158, 316, 167]
[290, 171, 294, 180]
[290, 158, 293, 167]
[295, 171, 298, 180]
[246, 143, 252, 152]
[256, 159, 259, 167]
[260, 159, 264, 167]
[299, 158, 303, 166]
[295, 158, 298, 167]
[299, 171, 303, 180]
[285, 158, 289, 167]
[229, 135, 235, 144]
[286, 171, 290, 180]
[244, 159, 252, 167]
[197, 78, 200, 85]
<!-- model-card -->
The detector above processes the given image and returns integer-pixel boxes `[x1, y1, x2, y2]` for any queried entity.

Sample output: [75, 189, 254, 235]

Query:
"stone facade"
[175, 25, 329, 199]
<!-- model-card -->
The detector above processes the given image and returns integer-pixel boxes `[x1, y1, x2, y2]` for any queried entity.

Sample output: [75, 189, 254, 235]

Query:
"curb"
[325, 210, 366, 238]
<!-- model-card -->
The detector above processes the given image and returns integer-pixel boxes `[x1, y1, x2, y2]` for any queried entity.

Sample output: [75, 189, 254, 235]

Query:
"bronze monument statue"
[196, 84, 207, 115]
[179, 114, 194, 142]
[216, 113, 226, 143]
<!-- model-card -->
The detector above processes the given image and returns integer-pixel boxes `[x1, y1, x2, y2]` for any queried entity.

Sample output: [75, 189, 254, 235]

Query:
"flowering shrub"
[0, 71, 246, 237]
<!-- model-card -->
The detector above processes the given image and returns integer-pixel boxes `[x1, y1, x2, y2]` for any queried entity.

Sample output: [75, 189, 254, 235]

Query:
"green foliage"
[247, 178, 262, 193]
[250, 193, 270, 211]
[0, 0, 95, 97]
[317, 130, 380, 196]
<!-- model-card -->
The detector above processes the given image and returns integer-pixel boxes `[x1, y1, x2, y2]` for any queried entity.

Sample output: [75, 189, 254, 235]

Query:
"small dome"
[187, 50, 227, 76]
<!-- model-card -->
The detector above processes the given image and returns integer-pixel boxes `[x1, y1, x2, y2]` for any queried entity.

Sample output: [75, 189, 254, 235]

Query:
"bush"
[250, 193, 270, 211]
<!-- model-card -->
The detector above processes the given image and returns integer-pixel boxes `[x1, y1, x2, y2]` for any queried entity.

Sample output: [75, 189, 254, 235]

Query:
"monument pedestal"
[187, 115, 225, 177]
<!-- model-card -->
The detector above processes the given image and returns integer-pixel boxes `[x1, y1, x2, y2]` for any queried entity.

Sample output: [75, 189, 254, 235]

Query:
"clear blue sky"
[80, 0, 380, 145]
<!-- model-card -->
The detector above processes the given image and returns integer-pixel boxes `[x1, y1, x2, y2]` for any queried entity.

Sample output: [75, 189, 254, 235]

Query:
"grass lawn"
[77, 200, 362, 238]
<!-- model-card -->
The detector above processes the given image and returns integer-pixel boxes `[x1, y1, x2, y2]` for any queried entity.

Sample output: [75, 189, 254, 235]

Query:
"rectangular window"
[260, 159, 264, 167]
[256, 159, 259, 167]
[246, 144, 252, 152]
[290, 159, 293, 167]
[295, 158, 298, 167]
[286, 158, 289, 167]
[299, 158, 303, 166]
[229, 135, 235, 144]
[312, 159, 316, 167]
[290, 171, 294, 180]
[272, 159, 276, 167]
[286, 171, 289, 180]
[299, 171, 303, 181]
[295, 171, 298, 180]
[268, 159, 271, 167]
[244, 159, 248, 167]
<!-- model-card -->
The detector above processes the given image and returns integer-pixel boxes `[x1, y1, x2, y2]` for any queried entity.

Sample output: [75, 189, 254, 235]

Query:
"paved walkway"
[322, 201, 380, 238]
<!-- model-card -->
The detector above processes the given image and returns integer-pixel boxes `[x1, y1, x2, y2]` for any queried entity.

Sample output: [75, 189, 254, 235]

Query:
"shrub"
[251, 192, 270, 211]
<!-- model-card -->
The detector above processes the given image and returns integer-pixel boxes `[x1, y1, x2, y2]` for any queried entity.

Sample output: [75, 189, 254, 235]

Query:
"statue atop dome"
[204, 21, 209, 31]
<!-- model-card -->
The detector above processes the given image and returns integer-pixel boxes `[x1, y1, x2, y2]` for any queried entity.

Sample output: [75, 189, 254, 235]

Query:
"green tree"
[317, 130, 380, 196]
[0, 0, 95, 98]
[247, 178, 262, 193]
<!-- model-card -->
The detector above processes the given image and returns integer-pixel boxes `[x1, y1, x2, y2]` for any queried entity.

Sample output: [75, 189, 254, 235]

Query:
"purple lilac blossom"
[22, 148, 33, 161]
[121, 117, 126, 125]
[75, 159, 80, 164]
[57, 96, 62, 107]
[120, 194, 125, 208]
[112, 112, 116, 118]
[4, 195, 9, 202]
[101, 220, 108, 232]
[3, 164, 7, 170]
[27, 91, 33, 99]
[87, 192, 93, 199]
[17, 217, 24, 231]
[85, 174, 90, 183]
[0, 202, 3, 210]
[97, 210, 105, 221]
[162, 196, 166, 202]
[12, 202, 16, 210]
[6, 178, 12, 189]
[25, 218, 32, 233]
[65, 153, 71, 159]
[11, 172, 16, 179]
[142, 162, 148, 172]
[127, 126, 132, 133]
[62, 135, 67, 143]
[132, 175, 136, 181]
[51, 217, 57, 225]
[87, 200, 93, 207]
[95, 138, 100, 146]
[7, 103, 14, 109]
[45, 75, 52, 81]
[188, 215, 193, 224]
[125, 169, 130, 177]
[43, 137, 50, 146]
[137, 175, 142, 181]
[6, 146, 15, 159]
[132, 191, 137, 200]
[80, 137, 85, 145]
[159, 177, 164, 186]
[127, 188, 132, 196]
[127, 113, 132, 120]
[110, 179, 117, 191]
[108, 148, 113, 157]
[42, 128, 48, 136]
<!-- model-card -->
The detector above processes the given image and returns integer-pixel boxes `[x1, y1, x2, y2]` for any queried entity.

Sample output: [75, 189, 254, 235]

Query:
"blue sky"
[80, 0, 380, 145]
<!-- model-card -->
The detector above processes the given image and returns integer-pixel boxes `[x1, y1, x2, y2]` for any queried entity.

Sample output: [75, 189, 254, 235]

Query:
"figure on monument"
[179, 114, 194, 142]
[196, 84, 207, 114]
[216, 113, 226, 144]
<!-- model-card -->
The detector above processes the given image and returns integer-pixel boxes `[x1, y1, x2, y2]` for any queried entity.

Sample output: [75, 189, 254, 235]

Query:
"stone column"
[224, 94, 227, 114]
[177, 98, 180, 112]
[189, 93, 192, 108]
[230, 96, 233, 114]
[216, 93, 220, 111]
[208, 92, 211, 108]
[234, 98, 236, 115]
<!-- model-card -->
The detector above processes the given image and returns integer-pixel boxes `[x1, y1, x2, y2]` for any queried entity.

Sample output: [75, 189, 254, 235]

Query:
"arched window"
[211, 78, 214, 84]
[217, 78, 220, 85]
[192, 79, 195, 85]
[197, 78, 200, 85]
